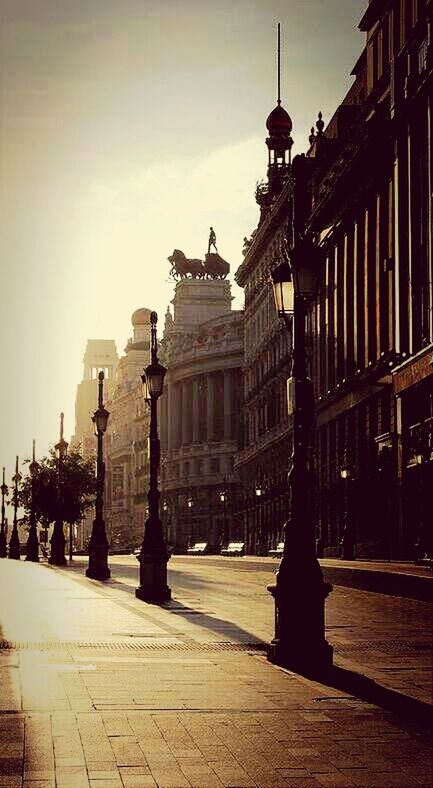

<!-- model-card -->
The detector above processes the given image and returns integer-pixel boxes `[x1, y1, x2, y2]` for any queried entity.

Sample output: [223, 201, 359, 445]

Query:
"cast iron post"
[8, 456, 21, 559]
[25, 440, 40, 562]
[0, 468, 8, 558]
[136, 311, 171, 603]
[267, 181, 333, 674]
[86, 371, 111, 580]
[49, 413, 68, 565]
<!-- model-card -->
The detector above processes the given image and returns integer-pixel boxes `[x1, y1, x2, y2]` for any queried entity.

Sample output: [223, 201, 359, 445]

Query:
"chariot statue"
[167, 232, 230, 281]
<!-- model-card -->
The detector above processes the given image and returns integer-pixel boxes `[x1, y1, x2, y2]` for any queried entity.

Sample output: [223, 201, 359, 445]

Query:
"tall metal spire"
[277, 22, 281, 105]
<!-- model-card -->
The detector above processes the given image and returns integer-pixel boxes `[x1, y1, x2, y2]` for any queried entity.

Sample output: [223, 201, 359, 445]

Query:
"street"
[0, 556, 432, 788]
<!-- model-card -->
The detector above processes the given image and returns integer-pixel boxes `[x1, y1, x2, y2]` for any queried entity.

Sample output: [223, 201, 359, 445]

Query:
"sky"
[0, 0, 365, 494]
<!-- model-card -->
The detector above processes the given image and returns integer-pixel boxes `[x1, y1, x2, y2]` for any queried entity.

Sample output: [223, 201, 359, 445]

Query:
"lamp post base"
[25, 530, 40, 562]
[135, 549, 171, 604]
[8, 529, 21, 560]
[267, 555, 333, 677]
[86, 550, 111, 581]
[267, 634, 333, 676]
[49, 522, 67, 566]
[86, 519, 111, 581]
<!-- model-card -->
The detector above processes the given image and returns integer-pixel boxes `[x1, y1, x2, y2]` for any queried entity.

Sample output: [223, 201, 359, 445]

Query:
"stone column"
[167, 380, 174, 451]
[171, 383, 179, 450]
[206, 374, 215, 442]
[181, 381, 189, 446]
[223, 370, 232, 441]
[192, 378, 200, 444]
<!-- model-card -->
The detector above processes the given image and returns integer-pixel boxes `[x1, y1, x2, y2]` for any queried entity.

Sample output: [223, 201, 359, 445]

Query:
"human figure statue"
[208, 226, 218, 254]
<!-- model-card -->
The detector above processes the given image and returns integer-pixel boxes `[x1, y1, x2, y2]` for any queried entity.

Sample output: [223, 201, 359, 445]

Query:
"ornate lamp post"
[49, 413, 68, 566]
[219, 479, 228, 545]
[0, 468, 8, 558]
[267, 235, 333, 675]
[136, 311, 171, 603]
[255, 485, 263, 553]
[9, 456, 22, 559]
[187, 497, 194, 547]
[86, 371, 111, 580]
[26, 440, 40, 562]
[339, 464, 355, 560]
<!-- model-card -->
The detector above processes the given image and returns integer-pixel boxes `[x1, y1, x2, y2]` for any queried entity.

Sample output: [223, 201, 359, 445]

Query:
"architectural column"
[172, 383, 180, 450]
[181, 381, 189, 446]
[223, 370, 232, 441]
[192, 378, 200, 444]
[167, 380, 174, 451]
[206, 374, 215, 442]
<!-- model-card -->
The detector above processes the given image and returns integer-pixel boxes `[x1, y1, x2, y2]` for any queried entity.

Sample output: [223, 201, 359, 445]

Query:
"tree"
[19, 450, 96, 532]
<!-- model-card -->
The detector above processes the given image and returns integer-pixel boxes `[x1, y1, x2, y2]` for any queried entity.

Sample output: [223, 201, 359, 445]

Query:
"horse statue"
[204, 252, 230, 279]
[168, 250, 206, 279]
[167, 249, 230, 280]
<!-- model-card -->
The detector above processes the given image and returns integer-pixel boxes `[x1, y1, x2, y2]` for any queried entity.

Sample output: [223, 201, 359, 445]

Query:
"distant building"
[159, 279, 244, 551]
[105, 309, 151, 551]
[70, 339, 118, 549]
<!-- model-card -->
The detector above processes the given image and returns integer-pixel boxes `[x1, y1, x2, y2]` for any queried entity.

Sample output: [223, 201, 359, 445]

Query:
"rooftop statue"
[208, 226, 218, 254]
[168, 239, 230, 281]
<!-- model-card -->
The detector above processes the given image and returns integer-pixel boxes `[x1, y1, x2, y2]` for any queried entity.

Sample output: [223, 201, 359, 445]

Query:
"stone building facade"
[70, 339, 118, 549]
[306, 0, 433, 560]
[104, 309, 151, 551]
[234, 145, 294, 553]
[236, 0, 433, 559]
[159, 279, 243, 551]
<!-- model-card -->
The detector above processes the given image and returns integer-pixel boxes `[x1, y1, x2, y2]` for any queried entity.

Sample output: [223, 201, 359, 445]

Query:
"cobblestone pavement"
[0, 557, 432, 788]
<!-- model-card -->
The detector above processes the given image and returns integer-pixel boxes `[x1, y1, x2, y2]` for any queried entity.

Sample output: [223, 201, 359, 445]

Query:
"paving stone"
[0, 758, 22, 776]
[149, 769, 191, 787]
[339, 769, 421, 787]
[109, 738, 146, 767]
[89, 781, 122, 788]
[23, 782, 55, 788]
[120, 776, 157, 788]
[0, 780, 22, 788]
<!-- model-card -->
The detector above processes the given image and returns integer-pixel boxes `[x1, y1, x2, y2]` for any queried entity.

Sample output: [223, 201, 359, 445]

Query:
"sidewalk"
[0, 558, 432, 788]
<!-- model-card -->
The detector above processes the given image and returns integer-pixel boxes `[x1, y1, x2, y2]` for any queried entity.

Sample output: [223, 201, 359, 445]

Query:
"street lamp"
[136, 311, 171, 603]
[0, 467, 8, 558]
[339, 464, 355, 560]
[9, 456, 22, 560]
[267, 232, 333, 675]
[49, 412, 68, 565]
[187, 497, 194, 547]
[219, 480, 228, 545]
[25, 440, 39, 562]
[86, 371, 111, 581]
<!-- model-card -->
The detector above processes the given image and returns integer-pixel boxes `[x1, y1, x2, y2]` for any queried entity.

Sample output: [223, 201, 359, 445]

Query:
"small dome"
[131, 307, 152, 326]
[266, 103, 292, 133]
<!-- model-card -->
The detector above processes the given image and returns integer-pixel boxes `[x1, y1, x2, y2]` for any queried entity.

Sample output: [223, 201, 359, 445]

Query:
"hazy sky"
[0, 0, 365, 490]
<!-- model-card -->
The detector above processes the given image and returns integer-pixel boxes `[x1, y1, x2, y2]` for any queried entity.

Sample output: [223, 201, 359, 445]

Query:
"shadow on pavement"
[60, 560, 433, 727]
[309, 663, 433, 730]
[64, 560, 266, 647]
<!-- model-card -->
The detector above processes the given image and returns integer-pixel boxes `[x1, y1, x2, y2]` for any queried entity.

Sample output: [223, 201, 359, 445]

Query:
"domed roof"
[266, 103, 292, 133]
[131, 307, 152, 326]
